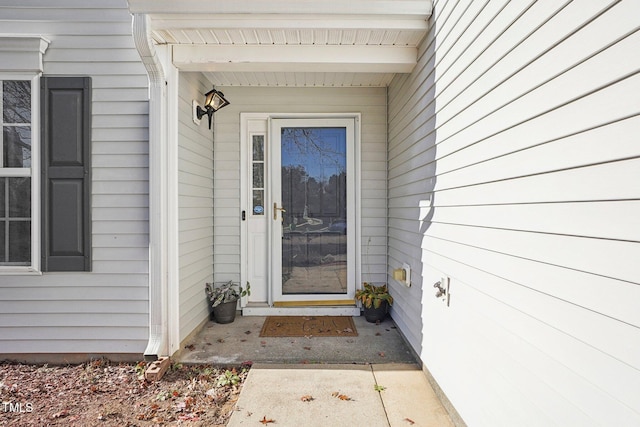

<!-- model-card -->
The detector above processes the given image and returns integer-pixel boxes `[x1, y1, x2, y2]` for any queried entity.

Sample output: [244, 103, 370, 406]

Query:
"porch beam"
[149, 14, 429, 31]
[128, 0, 432, 16]
[172, 44, 417, 73]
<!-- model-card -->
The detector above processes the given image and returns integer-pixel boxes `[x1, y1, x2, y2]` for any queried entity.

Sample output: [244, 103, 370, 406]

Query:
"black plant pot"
[212, 300, 238, 324]
[363, 301, 388, 323]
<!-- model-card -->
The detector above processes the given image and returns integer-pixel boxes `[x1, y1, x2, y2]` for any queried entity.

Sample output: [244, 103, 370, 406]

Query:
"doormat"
[259, 316, 358, 337]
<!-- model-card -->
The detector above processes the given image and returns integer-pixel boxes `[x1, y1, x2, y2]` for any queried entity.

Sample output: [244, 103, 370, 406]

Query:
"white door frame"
[240, 113, 361, 316]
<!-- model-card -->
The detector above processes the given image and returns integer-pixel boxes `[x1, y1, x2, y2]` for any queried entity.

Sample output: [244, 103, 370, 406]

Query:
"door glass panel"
[280, 127, 347, 295]
[252, 135, 265, 215]
[252, 136, 264, 161]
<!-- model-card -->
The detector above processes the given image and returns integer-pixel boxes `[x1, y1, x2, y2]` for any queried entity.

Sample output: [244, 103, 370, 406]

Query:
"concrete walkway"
[228, 363, 454, 427]
[179, 316, 455, 426]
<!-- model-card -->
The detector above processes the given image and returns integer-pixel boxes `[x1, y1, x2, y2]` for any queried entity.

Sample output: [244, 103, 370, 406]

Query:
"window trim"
[0, 73, 41, 275]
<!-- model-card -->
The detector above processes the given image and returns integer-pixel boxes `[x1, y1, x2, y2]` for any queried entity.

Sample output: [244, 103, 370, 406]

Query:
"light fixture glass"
[195, 88, 230, 129]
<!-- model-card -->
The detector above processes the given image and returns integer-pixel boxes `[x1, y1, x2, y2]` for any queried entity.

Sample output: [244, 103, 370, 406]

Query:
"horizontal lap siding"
[177, 73, 215, 343]
[389, 0, 640, 425]
[213, 87, 387, 284]
[0, 1, 149, 355]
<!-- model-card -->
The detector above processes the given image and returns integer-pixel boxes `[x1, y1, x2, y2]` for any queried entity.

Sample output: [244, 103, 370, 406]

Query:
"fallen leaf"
[245, 330, 252, 335]
[185, 396, 195, 408]
[404, 417, 416, 425]
[378, 352, 385, 357]
[52, 409, 69, 419]
[217, 338, 225, 343]
[375, 332, 382, 336]
[260, 415, 275, 424]
[185, 344, 195, 351]
[179, 413, 200, 421]
[240, 339, 247, 342]
[300, 395, 314, 402]
[332, 392, 351, 401]
[303, 346, 311, 351]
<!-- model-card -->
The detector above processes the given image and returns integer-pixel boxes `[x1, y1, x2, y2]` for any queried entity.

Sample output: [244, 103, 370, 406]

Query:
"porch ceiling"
[127, 0, 432, 87]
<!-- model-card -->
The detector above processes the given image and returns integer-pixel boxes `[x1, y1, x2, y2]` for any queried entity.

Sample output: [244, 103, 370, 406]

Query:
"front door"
[270, 118, 356, 305]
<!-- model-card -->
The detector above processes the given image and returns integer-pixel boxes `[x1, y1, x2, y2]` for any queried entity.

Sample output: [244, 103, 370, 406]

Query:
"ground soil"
[0, 360, 249, 426]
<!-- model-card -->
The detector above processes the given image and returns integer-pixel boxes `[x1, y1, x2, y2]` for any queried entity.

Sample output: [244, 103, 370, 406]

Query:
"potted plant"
[205, 281, 251, 324]
[355, 283, 393, 323]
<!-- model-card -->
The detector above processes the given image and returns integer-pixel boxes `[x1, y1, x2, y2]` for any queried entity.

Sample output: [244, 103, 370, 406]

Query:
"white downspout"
[132, 13, 169, 360]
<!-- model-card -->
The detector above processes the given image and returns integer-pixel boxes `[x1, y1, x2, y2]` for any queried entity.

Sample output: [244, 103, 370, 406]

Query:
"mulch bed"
[0, 359, 249, 426]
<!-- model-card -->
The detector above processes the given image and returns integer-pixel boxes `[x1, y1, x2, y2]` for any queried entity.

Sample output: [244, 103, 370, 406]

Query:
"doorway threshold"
[243, 304, 360, 316]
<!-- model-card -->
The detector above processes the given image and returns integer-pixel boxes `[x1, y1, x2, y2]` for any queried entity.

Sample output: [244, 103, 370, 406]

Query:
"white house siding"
[177, 72, 214, 342]
[213, 86, 387, 286]
[0, 1, 149, 357]
[388, 0, 640, 426]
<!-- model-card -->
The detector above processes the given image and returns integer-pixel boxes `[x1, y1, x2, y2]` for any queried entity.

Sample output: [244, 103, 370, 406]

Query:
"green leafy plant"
[216, 369, 243, 387]
[374, 384, 386, 392]
[134, 361, 146, 380]
[205, 281, 251, 307]
[355, 283, 393, 309]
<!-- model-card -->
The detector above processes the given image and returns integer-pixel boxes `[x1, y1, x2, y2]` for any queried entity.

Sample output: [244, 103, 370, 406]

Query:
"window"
[0, 79, 35, 267]
[252, 134, 265, 215]
[0, 75, 92, 273]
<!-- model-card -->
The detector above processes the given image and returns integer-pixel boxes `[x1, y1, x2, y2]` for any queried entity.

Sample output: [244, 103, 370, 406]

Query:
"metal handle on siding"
[434, 281, 446, 298]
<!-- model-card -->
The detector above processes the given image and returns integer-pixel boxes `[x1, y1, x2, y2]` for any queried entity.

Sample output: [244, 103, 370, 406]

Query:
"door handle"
[273, 202, 286, 220]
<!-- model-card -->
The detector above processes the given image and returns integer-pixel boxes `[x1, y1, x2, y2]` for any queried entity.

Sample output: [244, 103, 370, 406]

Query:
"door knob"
[273, 203, 286, 220]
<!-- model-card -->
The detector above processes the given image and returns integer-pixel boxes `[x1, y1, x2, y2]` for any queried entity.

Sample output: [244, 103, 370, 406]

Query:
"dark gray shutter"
[41, 76, 91, 272]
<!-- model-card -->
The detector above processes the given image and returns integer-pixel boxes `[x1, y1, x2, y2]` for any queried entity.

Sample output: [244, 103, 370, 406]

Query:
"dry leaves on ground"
[331, 392, 352, 401]
[0, 360, 249, 426]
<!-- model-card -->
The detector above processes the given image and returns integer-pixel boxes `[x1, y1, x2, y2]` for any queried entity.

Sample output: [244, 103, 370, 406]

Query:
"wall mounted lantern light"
[193, 88, 230, 129]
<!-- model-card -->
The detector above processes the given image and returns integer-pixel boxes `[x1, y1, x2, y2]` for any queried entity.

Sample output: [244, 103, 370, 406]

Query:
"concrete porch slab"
[179, 315, 417, 365]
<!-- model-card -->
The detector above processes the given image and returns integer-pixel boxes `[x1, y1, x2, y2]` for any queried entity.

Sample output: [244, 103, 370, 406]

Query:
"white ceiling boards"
[127, 0, 432, 87]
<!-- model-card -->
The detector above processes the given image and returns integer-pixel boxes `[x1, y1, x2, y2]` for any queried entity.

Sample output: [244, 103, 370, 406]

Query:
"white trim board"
[240, 112, 363, 316]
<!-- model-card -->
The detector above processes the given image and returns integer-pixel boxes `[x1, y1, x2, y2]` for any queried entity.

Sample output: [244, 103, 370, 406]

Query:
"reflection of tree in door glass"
[280, 127, 348, 295]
